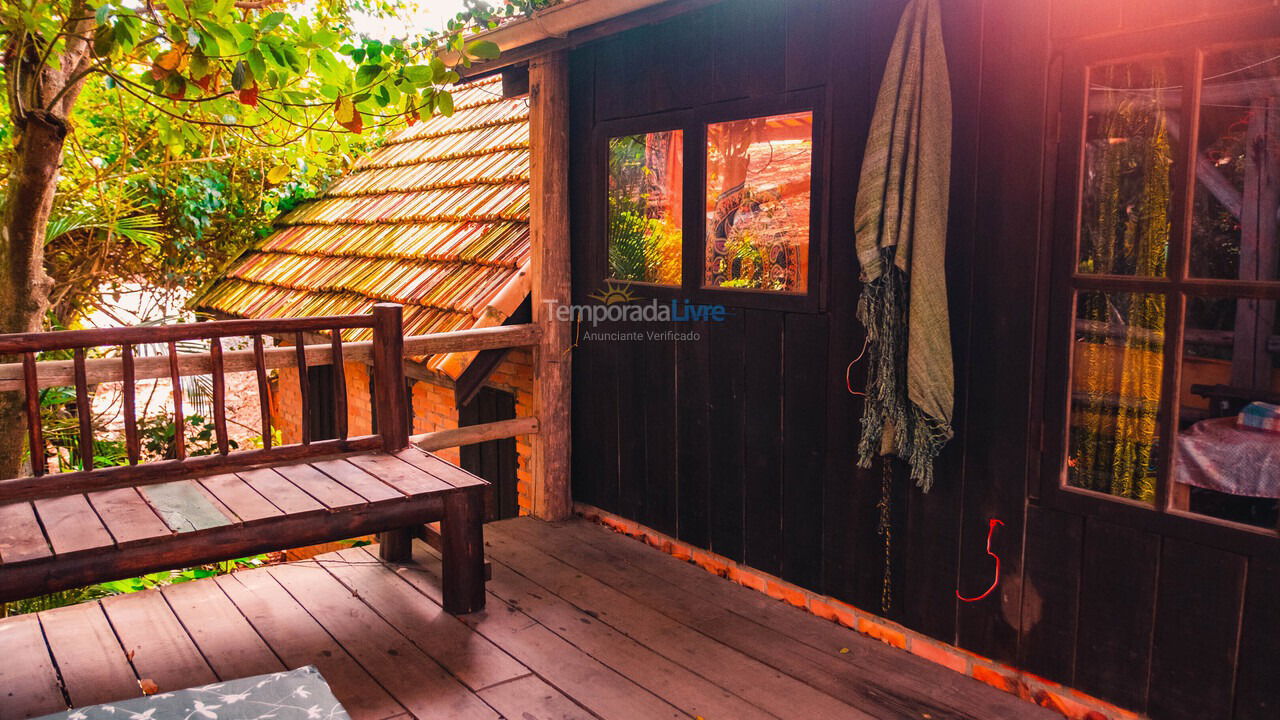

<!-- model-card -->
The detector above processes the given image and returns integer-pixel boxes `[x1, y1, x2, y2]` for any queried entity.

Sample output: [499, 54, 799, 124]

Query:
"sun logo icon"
[589, 280, 641, 305]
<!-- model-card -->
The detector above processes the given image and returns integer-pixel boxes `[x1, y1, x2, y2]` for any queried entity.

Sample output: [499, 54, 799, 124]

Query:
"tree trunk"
[0, 5, 94, 478]
[0, 115, 67, 478]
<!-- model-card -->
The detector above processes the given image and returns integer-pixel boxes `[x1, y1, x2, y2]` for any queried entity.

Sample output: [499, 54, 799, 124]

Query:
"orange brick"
[909, 638, 969, 675]
[764, 579, 808, 609]
[809, 598, 840, 622]
[857, 618, 907, 649]
[728, 566, 768, 593]
[972, 665, 1012, 693]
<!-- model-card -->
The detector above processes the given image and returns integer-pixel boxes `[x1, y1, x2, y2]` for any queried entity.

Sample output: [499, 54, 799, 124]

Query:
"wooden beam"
[0, 324, 543, 393]
[411, 416, 539, 451]
[529, 50, 573, 521]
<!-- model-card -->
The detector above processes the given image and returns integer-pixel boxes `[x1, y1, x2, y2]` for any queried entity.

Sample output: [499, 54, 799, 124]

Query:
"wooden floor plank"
[236, 468, 325, 514]
[273, 462, 367, 510]
[87, 487, 172, 546]
[265, 561, 499, 720]
[309, 458, 407, 503]
[393, 448, 487, 489]
[100, 589, 218, 693]
[486, 553, 779, 720]
[0, 501, 51, 565]
[33, 494, 114, 556]
[141, 480, 234, 532]
[346, 453, 454, 496]
[389, 541, 687, 720]
[39, 602, 140, 709]
[198, 473, 283, 524]
[161, 578, 286, 680]
[214, 571, 405, 720]
[0, 613, 66, 720]
[474, 674, 597, 720]
[482, 529, 866, 720]
[318, 547, 528, 692]
[514, 518, 1056, 719]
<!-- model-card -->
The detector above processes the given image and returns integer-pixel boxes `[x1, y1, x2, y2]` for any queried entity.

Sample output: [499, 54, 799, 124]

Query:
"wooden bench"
[0, 304, 488, 614]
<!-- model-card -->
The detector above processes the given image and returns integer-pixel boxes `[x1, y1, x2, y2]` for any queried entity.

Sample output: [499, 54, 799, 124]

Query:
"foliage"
[0, 0, 547, 327]
[606, 134, 681, 285]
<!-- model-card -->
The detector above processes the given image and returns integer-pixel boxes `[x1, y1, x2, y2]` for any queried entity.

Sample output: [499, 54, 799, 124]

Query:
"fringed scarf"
[853, 0, 954, 491]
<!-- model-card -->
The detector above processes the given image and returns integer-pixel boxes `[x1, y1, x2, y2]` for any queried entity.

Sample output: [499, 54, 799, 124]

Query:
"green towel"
[853, 0, 954, 490]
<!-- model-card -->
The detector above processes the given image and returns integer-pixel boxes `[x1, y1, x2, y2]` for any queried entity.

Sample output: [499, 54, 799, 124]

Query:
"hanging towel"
[853, 0, 953, 490]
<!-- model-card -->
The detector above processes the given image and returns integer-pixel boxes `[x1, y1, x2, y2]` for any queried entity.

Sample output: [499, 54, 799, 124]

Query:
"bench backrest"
[0, 304, 408, 503]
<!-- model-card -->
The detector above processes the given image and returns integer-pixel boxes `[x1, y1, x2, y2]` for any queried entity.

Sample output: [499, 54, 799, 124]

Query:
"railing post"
[371, 303, 408, 451]
[530, 50, 573, 521]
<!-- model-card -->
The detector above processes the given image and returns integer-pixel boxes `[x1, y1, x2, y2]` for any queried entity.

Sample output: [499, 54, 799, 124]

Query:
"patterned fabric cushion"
[36, 666, 348, 720]
[1238, 401, 1280, 434]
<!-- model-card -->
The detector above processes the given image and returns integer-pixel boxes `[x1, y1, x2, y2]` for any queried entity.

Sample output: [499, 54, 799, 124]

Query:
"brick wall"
[272, 350, 535, 515]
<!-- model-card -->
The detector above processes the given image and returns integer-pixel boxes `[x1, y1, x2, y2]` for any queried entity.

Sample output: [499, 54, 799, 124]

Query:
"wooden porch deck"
[0, 517, 1054, 720]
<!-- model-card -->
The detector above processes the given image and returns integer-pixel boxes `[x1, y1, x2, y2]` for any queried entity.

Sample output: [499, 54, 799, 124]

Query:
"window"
[598, 91, 822, 308]
[1053, 35, 1280, 536]
[704, 111, 813, 293]
[606, 130, 683, 285]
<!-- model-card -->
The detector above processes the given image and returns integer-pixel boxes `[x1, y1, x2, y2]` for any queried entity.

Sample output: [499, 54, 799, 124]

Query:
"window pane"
[1191, 44, 1280, 281]
[1079, 60, 1179, 277]
[1174, 296, 1280, 528]
[607, 130, 683, 285]
[704, 111, 812, 292]
[1067, 291, 1166, 503]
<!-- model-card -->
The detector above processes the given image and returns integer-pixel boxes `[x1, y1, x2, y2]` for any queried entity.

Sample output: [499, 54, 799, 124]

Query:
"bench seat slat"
[394, 447, 489, 490]
[88, 487, 173, 546]
[0, 501, 52, 565]
[310, 458, 408, 503]
[141, 481, 235, 533]
[347, 453, 454, 496]
[199, 473, 283, 525]
[273, 462, 367, 510]
[34, 494, 115, 555]
[237, 468, 325, 514]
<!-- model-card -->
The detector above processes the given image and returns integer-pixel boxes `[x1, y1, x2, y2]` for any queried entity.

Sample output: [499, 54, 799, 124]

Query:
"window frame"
[1040, 10, 1280, 555]
[592, 87, 827, 312]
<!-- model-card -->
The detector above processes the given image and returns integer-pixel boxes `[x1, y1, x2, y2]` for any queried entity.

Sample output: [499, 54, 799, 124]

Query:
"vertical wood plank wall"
[566, 1, 1280, 719]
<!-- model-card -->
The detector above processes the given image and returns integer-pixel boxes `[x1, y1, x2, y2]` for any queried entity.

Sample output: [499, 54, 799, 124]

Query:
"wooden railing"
[0, 304, 541, 502]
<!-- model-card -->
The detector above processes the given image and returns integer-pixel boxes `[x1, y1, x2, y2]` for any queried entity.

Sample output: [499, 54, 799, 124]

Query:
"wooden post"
[371, 303, 408, 451]
[529, 50, 573, 521]
[372, 303, 413, 561]
[441, 488, 486, 614]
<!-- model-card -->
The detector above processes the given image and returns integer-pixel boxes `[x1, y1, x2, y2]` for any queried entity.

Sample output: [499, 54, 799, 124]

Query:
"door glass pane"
[607, 130, 683, 285]
[704, 110, 812, 292]
[1174, 296, 1280, 528]
[1067, 291, 1166, 504]
[1079, 60, 1180, 277]
[1191, 44, 1280, 281]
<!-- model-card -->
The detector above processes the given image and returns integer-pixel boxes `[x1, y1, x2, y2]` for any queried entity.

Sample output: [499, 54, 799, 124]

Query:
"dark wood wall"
[567, 1, 1280, 719]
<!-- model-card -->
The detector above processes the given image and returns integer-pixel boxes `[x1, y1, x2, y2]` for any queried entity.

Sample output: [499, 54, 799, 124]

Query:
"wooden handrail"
[0, 323, 543, 393]
[411, 416, 539, 451]
[0, 314, 375, 354]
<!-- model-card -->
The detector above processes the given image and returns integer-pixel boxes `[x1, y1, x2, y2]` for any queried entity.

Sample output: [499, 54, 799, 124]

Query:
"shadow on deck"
[0, 517, 1055, 719]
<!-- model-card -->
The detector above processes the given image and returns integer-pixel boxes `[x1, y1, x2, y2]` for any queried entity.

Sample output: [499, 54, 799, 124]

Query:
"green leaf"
[93, 24, 115, 57]
[437, 90, 454, 117]
[259, 11, 286, 33]
[465, 39, 500, 60]
[247, 47, 267, 78]
[230, 59, 246, 90]
[355, 63, 382, 87]
[95, 4, 112, 24]
[162, 0, 191, 23]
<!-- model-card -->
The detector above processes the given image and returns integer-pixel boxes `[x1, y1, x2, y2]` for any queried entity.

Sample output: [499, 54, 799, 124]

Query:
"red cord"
[956, 518, 1004, 603]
